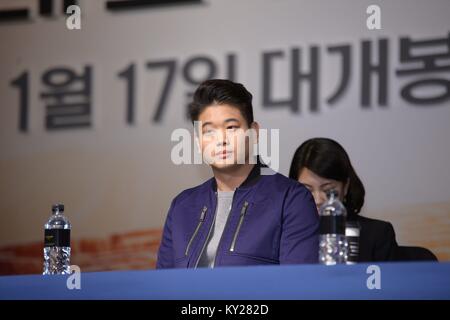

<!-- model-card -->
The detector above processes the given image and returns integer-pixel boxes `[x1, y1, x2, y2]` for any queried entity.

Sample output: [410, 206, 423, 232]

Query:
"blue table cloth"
[1, 262, 449, 300]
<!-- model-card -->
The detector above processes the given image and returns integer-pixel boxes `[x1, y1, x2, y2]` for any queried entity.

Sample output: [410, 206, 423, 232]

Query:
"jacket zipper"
[229, 201, 249, 252]
[194, 193, 219, 268]
[185, 206, 207, 256]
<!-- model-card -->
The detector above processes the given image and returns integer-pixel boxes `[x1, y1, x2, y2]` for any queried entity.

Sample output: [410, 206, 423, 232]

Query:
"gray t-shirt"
[197, 190, 234, 268]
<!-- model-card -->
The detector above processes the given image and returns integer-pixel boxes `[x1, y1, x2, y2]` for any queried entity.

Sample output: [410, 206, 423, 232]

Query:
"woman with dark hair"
[289, 137, 398, 262]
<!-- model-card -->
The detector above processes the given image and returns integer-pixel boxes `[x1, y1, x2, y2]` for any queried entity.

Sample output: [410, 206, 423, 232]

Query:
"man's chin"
[210, 161, 239, 171]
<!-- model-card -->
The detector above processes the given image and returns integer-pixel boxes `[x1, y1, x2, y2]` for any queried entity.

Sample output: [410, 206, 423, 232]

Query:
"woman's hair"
[289, 137, 365, 217]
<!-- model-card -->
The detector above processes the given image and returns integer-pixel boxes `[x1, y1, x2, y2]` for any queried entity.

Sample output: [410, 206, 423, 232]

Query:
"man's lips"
[214, 150, 233, 157]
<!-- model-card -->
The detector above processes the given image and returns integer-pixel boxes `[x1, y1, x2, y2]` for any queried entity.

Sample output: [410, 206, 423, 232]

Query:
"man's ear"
[193, 121, 202, 153]
[194, 135, 202, 153]
[250, 121, 260, 143]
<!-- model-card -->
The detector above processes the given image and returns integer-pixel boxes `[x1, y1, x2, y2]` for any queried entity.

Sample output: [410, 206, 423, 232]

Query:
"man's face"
[196, 104, 258, 171]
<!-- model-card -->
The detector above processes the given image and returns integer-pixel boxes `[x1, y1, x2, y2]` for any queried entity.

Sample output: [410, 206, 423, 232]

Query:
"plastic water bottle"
[43, 203, 71, 275]
[345, 220, 361, 264]
[318, 190, 348, 265]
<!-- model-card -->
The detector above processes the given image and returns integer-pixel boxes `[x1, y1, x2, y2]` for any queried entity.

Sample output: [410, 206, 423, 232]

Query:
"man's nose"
[216, 130, 229, 146]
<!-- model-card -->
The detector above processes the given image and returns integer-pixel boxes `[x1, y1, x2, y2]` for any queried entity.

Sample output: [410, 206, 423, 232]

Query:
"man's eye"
[226, 126, 239, 131]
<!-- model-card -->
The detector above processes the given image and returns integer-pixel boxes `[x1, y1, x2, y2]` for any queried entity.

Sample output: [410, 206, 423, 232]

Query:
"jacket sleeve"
[156, 198, 177, 269]
[279, 183, 319, 264]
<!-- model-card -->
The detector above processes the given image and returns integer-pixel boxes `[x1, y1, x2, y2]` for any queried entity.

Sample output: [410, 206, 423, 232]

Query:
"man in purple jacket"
[157, 79, 318, 268]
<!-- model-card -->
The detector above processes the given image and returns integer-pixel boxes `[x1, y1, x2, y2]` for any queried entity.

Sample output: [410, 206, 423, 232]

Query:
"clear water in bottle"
[43, 203, 71, 275]
[319, 190, 348, 265]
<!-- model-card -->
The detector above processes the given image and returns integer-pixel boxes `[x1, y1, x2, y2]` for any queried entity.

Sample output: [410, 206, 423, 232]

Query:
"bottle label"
[44, 229, 70, 247]
[346, 235, 360, 262]
[319, 215, 345, 235]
